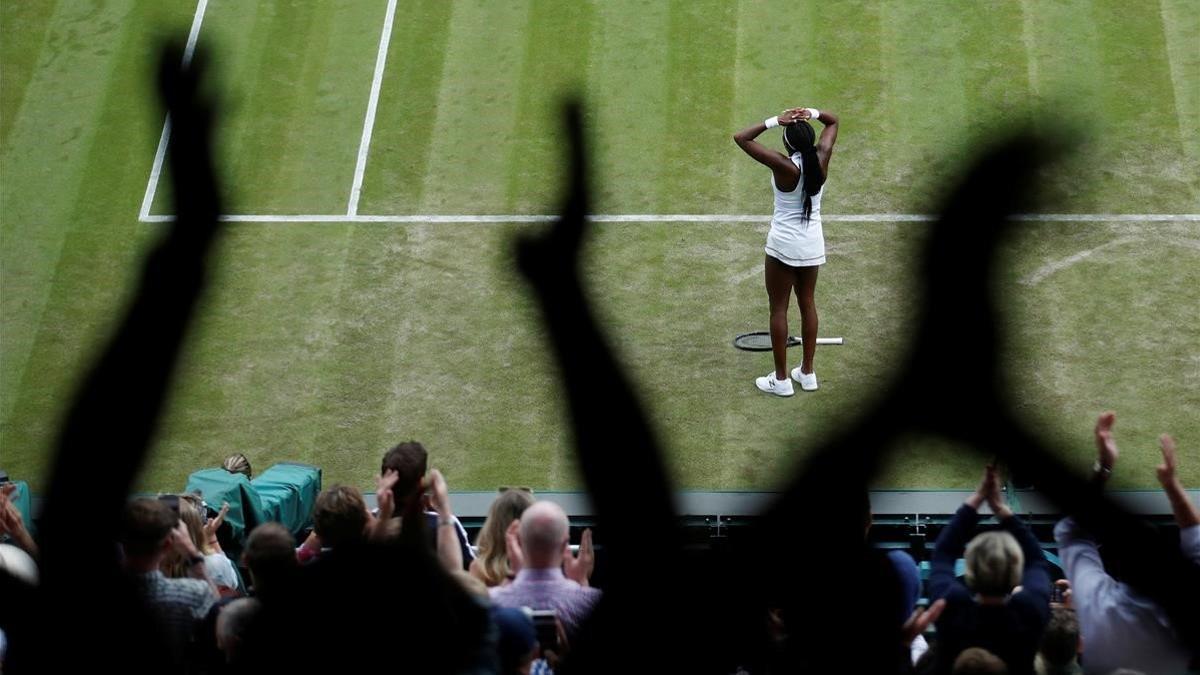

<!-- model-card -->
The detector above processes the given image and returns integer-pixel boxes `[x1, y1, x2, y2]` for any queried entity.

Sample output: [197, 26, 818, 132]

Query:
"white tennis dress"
[764, 153, 825, 267]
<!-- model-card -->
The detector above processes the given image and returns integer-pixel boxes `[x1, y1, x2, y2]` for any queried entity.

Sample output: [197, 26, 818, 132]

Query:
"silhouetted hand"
[158, 43, 219, 227]
[517, 102, 589, 286]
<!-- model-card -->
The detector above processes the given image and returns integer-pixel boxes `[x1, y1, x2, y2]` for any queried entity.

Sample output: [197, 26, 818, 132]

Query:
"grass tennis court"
[2, 0, 1197, 494]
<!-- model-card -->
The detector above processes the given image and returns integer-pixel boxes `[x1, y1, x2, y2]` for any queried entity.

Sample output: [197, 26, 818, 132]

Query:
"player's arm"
[733, 114, 801, 187]
[795, 107, 838, 175]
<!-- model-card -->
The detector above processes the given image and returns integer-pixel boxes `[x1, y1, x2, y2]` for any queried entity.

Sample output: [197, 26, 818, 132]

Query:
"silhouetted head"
[312, 485, 368, 550]
[1038, 606, 1081, 669]
[381, 441, 428, 509]
[121, 498, 178, 559]
[242, 521, 297, 596]
[953, 647, 1008, 674]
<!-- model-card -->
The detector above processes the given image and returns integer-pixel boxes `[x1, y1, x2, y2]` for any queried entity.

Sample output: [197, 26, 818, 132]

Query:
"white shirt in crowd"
[205, 551, 240, 590]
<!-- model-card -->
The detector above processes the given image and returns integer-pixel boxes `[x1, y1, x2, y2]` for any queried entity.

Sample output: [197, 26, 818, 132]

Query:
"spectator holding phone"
[1053, 412, 1199, 674]
[929, 464, 1051, 674]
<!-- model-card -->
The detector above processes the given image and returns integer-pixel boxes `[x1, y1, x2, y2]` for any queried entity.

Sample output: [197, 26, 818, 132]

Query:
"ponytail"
[784, 121, 826, 222]
[798, 146, 824, 222]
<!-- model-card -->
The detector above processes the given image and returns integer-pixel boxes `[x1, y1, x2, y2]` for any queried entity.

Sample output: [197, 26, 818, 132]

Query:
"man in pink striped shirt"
[490, 500, 600, 641]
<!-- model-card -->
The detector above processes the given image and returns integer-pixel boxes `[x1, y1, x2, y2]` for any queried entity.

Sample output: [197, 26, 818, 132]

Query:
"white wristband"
[764, 116, 779, 129]
[805, 108, 821, 121]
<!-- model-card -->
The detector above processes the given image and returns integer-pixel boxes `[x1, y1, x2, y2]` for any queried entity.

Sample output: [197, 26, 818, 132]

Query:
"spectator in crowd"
[1035, 605, 1081, 675]
[493, 607, 539, 675]
[297, 485, 368, 563]
[929, 465, 1051, 674]
[380, 441, 475, 568]
[863, 493, 922, 625]
[0, 483, 37, 559]
[472, 487, 536, 586]
[241, 522, 298, 601]
[953, 647, 1009, 674]
[120, 498, 218, 659]
[490, 500, 599, 640]
[1054, 412, 1200, 675]
[222, 453, 252, 479]
[214, 597, 260, 667]
[164, 495, 239, 593]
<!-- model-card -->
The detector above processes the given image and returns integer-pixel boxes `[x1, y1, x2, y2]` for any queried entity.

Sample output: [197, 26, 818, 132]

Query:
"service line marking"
[138, 213, 1200, 224]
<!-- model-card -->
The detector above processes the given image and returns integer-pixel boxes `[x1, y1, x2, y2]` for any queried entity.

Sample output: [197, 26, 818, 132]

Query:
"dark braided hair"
[783, 121, 825, 222]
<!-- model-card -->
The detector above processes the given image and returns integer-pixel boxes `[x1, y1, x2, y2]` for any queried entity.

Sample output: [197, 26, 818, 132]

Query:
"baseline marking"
[347, 0, 399, 216]
[137, 0, 210, 221]
[138, 213, 1200, 224]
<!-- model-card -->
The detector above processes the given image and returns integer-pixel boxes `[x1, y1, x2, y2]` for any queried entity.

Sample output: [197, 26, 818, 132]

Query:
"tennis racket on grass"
[733, 331, 845, 351]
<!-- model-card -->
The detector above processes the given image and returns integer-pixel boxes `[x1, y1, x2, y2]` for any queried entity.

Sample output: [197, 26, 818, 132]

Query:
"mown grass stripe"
[586, 1, 670, 213]
[661, 0, 738, 213]
[358, 0, 455, 214]
[504, 0, 594, 213]
[0, 0, 139, 433]
[1158, 0, 1200, 201]
[418, 1, 532, 213]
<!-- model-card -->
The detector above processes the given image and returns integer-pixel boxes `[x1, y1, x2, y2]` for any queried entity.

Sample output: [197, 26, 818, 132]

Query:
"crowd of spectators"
[1, 48, 1198, 675]
[3, 414, 1195, 674]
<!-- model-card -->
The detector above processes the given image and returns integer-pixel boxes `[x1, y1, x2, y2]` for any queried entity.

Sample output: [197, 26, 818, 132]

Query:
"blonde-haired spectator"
[470, 488, 535, 587]
[929, 465, 1051, 675]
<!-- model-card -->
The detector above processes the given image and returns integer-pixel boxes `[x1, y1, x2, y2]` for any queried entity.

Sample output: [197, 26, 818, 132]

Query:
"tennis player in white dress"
[734, 106, 839, 396]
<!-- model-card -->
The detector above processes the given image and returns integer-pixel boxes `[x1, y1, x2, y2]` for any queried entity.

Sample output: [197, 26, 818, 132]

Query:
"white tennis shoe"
[791, 366, 818, 391]
[755, 372, 794, 397]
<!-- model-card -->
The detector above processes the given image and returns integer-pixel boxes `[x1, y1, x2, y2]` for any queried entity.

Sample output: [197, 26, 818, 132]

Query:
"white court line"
[138, 213, 1200, 224]
[347, 0, 399, 216]
[137, 0, 210, 221]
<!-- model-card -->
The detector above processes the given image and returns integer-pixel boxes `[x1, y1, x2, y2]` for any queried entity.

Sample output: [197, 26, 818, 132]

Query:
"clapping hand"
[505, 519, 525, 579]
[1094, 411, 1118, 480]
[1156, 434, 1179, 487]
[367, 469, 400, 540]
[563, 528, 595, 587]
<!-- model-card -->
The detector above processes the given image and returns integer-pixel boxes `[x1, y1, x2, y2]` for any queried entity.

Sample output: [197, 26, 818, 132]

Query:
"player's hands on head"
[779, 108, 805, 125]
